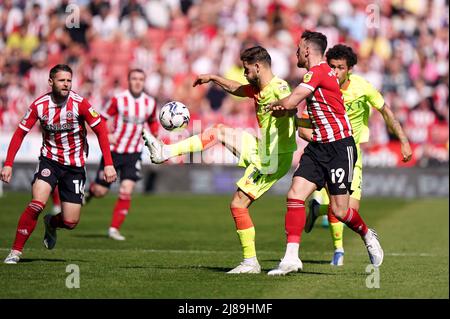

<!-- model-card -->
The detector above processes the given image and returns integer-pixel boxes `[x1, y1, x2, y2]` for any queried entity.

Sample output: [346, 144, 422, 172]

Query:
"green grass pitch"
[0, 192, 448, 298]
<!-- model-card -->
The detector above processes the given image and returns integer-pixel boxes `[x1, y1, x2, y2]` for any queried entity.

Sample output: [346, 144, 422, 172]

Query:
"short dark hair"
[49, 64, 72, 79]
[240, 46, 271, 66]
[326, 44, 358, 68]
[301, 30, 328, 55]
[128, 68, 145, 80]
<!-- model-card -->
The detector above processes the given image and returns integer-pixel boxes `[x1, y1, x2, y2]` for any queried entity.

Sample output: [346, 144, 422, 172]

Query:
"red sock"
[336, 208, 368, 236]
[230, 207, 253, 230]
[285, 198, 306, 243]
[110, 192, 131, 229]
[52, 186, 61, 207]
[327, 206, 340, 223]
[12, 200, 45, 252]
[50, 213, 77, 229]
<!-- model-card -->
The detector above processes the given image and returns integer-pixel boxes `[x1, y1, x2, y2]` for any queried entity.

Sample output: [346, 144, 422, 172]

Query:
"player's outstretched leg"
[4, 200, 45, 264]
[142, 129, 168, 163]
[143, 124, 235, 164]
[327, 207, 344, 266]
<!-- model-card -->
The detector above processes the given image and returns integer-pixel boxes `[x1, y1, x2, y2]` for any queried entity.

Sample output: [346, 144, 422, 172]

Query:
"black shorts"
[95, 152, 142, 188]
[293, 136, 357, 195]
[32, 156, 86, 204]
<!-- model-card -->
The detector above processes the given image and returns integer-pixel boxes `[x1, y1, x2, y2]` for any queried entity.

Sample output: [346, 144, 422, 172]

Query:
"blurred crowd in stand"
[0, 0, 448, 166]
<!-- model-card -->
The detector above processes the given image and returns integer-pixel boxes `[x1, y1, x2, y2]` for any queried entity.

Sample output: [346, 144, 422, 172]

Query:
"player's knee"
[119, 184, 134, 195]
[230, 193, 251, 209]
[63, 220, 78, 230]
[230, 200, 246, 209]
[287, 188, 302, 200]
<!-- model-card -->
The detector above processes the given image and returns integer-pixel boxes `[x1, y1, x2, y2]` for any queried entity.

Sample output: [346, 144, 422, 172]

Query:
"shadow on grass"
[263, 259, 330, 265]
[71, 234, 108, 239]
[201, 266, 335, 275]
[20, 258, 88, 263]
[297, 271, 335, 276]
[118, 264, 237, 273]
[301, 259, 332, 265]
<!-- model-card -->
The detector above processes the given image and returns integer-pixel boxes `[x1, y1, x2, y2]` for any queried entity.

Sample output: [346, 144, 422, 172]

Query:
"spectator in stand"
[91, 2, 119, 40]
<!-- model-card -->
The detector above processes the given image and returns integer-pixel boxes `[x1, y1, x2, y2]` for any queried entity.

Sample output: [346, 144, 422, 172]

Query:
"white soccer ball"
[159, 101, 190, 131]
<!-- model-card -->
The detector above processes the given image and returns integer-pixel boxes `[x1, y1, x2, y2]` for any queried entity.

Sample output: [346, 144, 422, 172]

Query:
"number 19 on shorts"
[330, 168, 345, 184]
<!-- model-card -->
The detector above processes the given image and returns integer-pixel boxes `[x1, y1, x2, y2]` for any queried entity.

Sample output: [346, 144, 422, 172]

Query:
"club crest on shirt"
[278, 84, 289, 92]
[66, 111, 74, 119]
[303, 71, 313, 83]
[88, 107, 100, 118]
[41, 168, 51, 177]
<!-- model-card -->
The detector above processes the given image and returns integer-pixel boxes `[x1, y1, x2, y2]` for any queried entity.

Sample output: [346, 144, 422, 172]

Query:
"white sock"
[244, 256, 258, 265]
[283, 243, 300, 261]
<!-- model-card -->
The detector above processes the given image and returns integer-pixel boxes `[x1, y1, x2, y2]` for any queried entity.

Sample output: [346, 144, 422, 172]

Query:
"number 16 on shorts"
[73, 180, 85, 195]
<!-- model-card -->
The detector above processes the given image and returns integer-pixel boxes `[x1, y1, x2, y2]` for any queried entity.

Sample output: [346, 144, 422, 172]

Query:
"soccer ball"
[159, 101, 190, 131]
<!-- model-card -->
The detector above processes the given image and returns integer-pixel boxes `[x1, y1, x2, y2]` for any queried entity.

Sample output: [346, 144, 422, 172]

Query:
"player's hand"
[271, 110, 288, 118]
[108, 134, 117, 145]
[193, 74, 212, 87]
[264, 102, 285, 113]
[103, 165, 117, 183]
[401, 142, 413, 162]
[0, 166, 13, 183]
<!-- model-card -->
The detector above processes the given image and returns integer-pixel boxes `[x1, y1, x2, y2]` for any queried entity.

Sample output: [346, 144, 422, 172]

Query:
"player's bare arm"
[293, 115, 314, 141]
[266, 85, 312, 111]
[193, 74, 247, 97]
[108, 134, 117, 145]
[379, 103, 412, 162]
[298, 126, 313, 142]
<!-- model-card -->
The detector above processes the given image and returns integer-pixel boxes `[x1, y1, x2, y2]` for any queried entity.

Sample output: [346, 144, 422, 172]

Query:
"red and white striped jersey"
[102, 90, 158, 154]
[19, 91, 102, 167]
[299, 61, 352, 143]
